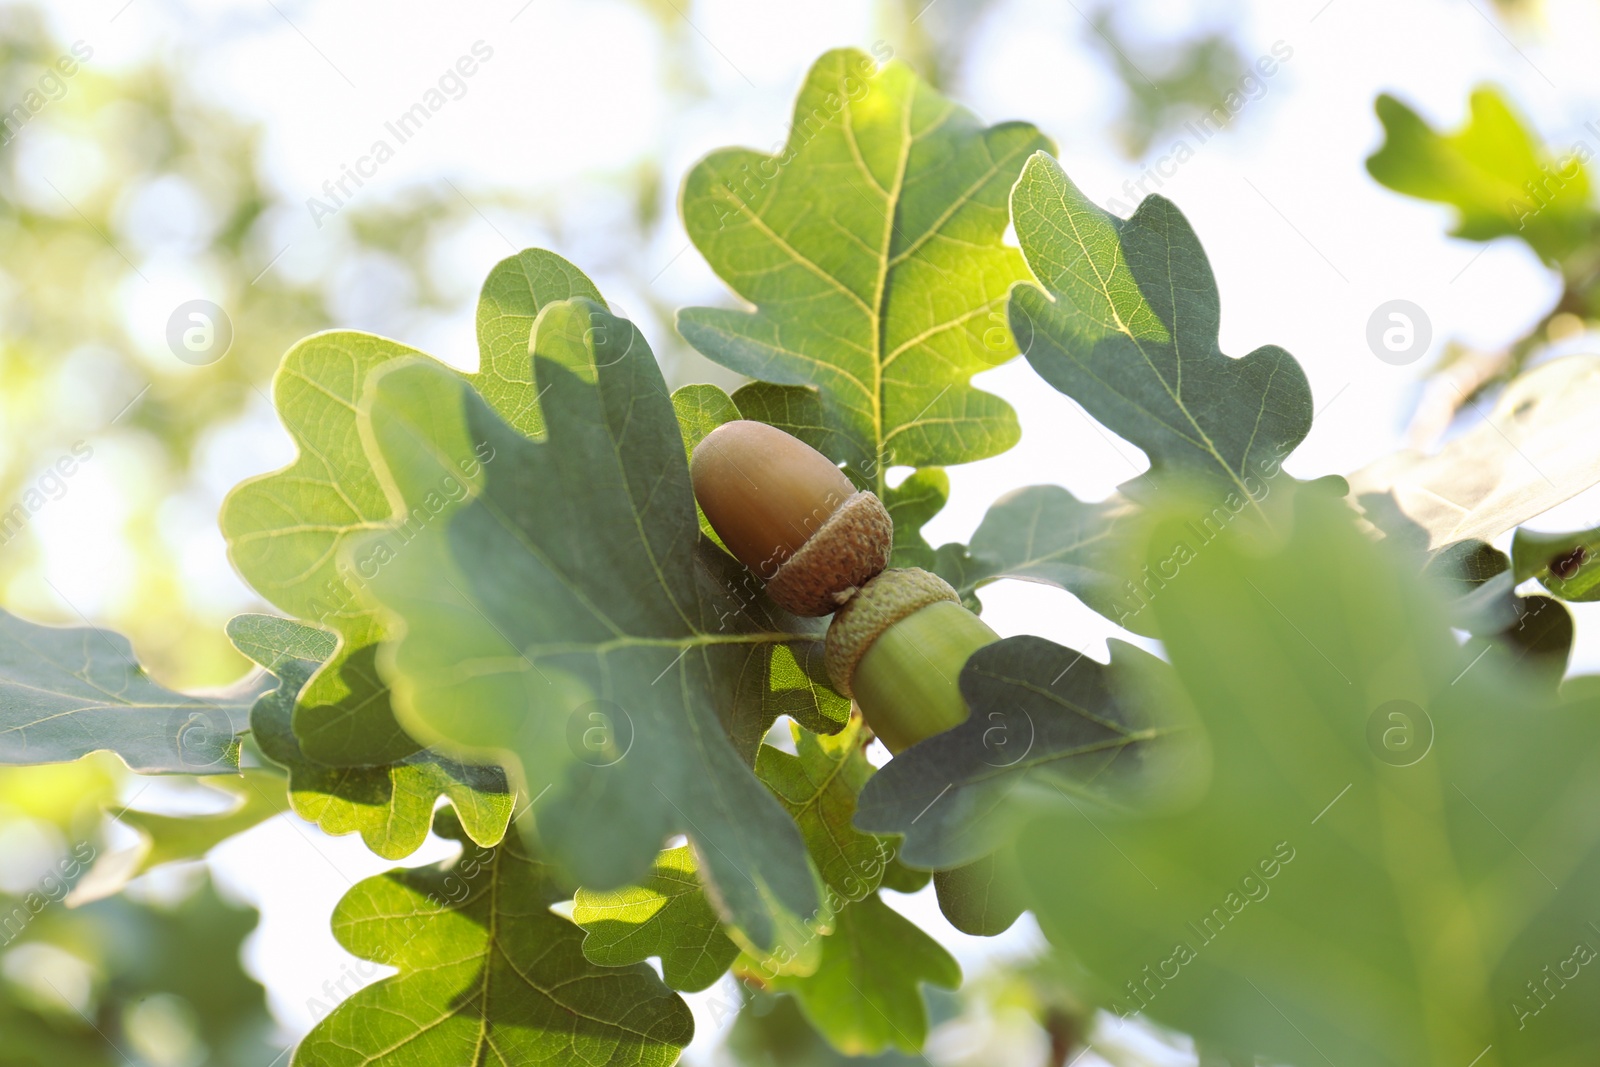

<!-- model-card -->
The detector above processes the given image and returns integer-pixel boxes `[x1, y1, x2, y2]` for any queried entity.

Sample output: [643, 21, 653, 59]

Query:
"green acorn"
[823, 567, 999, 754]
[823, 567, 1020, 935]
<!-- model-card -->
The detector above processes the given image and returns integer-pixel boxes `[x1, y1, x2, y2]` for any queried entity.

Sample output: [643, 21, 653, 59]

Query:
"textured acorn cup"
[690, 420, 893, 616]
[825, 568, 1000, 754]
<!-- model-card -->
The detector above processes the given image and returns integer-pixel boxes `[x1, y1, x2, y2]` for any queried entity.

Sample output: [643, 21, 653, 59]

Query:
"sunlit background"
[5, 0, 1600, 1063]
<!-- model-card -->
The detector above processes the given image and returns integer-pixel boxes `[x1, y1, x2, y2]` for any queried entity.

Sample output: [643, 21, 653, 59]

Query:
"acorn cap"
[765, 490, 894, 617]
[824, 567, 960, 696]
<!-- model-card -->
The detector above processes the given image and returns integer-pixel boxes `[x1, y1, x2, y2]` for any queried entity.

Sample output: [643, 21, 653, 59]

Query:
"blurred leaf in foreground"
[1018, 482, 1600, 1066]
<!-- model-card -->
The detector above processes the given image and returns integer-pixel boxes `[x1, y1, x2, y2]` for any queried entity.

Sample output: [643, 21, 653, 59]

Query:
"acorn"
[689, 422, 1020, 934]
[690, 420, 894, 616]
[823, 567, 999, 754]
[824, 568, 1017, 934]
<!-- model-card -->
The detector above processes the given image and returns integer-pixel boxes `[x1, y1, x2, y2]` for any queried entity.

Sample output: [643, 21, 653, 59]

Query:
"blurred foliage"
[1085, 9, 1250, 159]
[0, 753, 120, 837]
[1368, 86, 1600, 404]
[876, 0, 1249, 158]
[0, 761, 278, 1066]
[724, 989, 932, 1066]
[0, 874, 279, 1066]
[0, 6, 458, 688]
[876, 0, 1003, 91]
[1018, 483, 1600, 1065]
[1369, 88, 1595, 265]
[721, 960, 1114, 1067]
[1491, 0, 1544, 21]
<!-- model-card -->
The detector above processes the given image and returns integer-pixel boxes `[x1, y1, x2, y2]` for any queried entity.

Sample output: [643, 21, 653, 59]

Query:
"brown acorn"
[690, 420, 893, 616]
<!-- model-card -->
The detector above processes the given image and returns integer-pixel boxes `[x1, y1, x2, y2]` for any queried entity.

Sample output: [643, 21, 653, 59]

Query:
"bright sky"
[34, 0, 1600, 1061]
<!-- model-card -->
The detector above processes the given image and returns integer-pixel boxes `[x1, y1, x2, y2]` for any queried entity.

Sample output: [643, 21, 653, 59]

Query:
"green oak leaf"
[756, 639, 850, 751]
[1513, 523, 1600, 602]
[226, 613, 512, 860]
[354, 299, 825, 954]
[66, 768, 284, 906]
[0, 609, 264, 774]
[1008, 151, 1311, 506]
[679, 47, 1051, 500]
[696, 542, 848, 761]
[855, 635, 1183, 870]
[573, 844, 740, 993]
[758, 716, 892, 902]
[220, 249, 603, 766]
[933, 486, 1136, 625]
[294, 810, 692, 1067]
[1367, 88, 1596, 264]
[764, 893, 960, 1057]
[1018, 483, 1600, 1066]
[884, 468, 948, 570]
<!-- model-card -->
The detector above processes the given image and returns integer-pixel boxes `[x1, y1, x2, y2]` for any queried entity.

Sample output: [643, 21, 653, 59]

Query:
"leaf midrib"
[867, 74, 916, 498]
